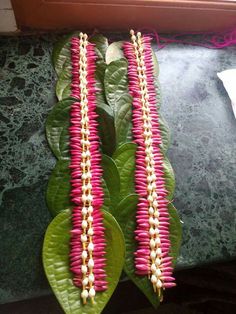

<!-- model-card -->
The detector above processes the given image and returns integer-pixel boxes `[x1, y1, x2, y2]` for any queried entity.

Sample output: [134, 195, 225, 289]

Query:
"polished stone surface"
[157, 43, 236, 268]
[0, 34, 235, 303]
[0, 36, 57, 303]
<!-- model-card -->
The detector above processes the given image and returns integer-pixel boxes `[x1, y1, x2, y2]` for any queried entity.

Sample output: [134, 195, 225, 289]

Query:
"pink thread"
[69, 37, 107, 292]
[123, 36, 175, 289]
[138, 27, 236, 49]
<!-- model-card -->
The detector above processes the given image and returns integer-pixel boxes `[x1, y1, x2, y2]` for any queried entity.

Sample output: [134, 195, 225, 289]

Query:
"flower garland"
[123, 30, 175, 298]
[69, 33, 107, 304]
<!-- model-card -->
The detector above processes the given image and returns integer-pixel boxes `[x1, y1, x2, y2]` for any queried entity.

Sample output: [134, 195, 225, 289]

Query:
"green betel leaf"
[113, 143, 136, 198]
[105, 41, 162, 109]
[114, 94, 133, 146]
[46, 160, 111, 217]
[43, 209, 125, 314]
[114, 193, 139, 220]
[116, 198, 182, 309]
[96, 106, 116, 156]
[101, 155, 120, 212]
[105, 41, 124, 64]
[101, 178, 111, 212]
[46, 99, 73, 160]
[90, 34, 109, 61]
[115, 194, 159, 309]
[46, 160, 72, 216]
[53, 33, 80, 76]
[159, 115, 171, 153]
[168, 204, 182, 266]
[95, 60, 107, 92]
[54, 34, 109, 102]
[104, 59, 128, 107]
[56, 70, 72, 101]
[163, 157, 175, 201]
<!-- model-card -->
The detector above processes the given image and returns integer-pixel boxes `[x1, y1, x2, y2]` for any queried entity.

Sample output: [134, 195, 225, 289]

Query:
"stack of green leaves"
[43, 33, 182, 314]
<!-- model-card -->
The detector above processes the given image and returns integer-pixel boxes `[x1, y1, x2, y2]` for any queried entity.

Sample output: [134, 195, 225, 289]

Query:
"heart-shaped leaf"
[47, 159, 111, 217]
[46, 98, 73, 160]
[56, 70, 72, 101]
[101, 155, 120, 212]
[114, 94, 133, 146]
[46, 160, 72, 216]
[43, 209, 125, 314]
[116, 197, 182, 309]
[53, 33, 80, 76]
[95, 60, 107, 93]
[54, 34, 109, 102]
[90, 34, 109, 61]
[159, 115, 171, 153]
[96, 106, 116, 156]
[105, 41, 124, 64]
[46, 156, 111, 217]
[101, 178, 111, 212]
[163, 157, 175, 201]
[104, 59, 128, 107]
[105, 41, 162, 109]
[168, 204, 182, 266]
[114, 193, 139, 220]
[113, 143, 136, 198]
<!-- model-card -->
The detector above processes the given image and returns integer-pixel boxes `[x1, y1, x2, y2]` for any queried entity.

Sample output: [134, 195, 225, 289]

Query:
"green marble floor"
[0, 34, 236, 304]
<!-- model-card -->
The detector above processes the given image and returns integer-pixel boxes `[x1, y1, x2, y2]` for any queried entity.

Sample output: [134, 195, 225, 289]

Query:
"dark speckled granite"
[0, 36, 57, 303]
[157, 44, 236, 267]
[0, 34, 236, 303]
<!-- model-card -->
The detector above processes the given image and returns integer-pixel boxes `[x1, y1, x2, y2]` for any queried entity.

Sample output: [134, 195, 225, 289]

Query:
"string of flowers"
[69, 32, 107, 304]
[123, 30, 175, 298]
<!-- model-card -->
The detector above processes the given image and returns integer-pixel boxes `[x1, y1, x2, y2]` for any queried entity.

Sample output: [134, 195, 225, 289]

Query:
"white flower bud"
[81, 194, 87, 202]
[150, 239, 155, 249]
[87, 216, 93, 223]
[155, 237, 161, 245]
[88, 228, 93, 236]
[147, 195, 153, 202]
[150, 250, 156, 259]
[88, 206, 93, 213]
[155, 268, 162, 277]
[149, 228, 155, 236]
[149, 217, 155, 225]
[82, 277, 89, 286]
[155, 258, 161, 266]
[148, 207, 154, 215]
[81, 250, 88, 259]
[88, 259, 94, 268]
[82, 220, 88, 229]
[151, 263, 157, 272]
[156, 279, 162, 288]
[81, 289, 89, 299]
[86, 160, 91, 167]
[89, 287, 96, 297]
[88, 243, 94, 252]
[81, 234, 87, 243]
[153, 200, 158, 208]
[151, 274, 157, 284]
[82, 207, 88, 215]
[81, 265, 87, 274]
[88, 273, 95, 283]
[87, 194, 93, 202]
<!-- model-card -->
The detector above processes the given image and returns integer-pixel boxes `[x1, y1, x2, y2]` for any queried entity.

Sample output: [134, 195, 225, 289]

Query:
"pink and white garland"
[69, 33, 107, 304]
[123, 30, 175, 297]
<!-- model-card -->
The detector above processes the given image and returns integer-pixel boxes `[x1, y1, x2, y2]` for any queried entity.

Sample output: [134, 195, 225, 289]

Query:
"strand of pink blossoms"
[123, 30, 175, 298]
[69, 33, 107, 304]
